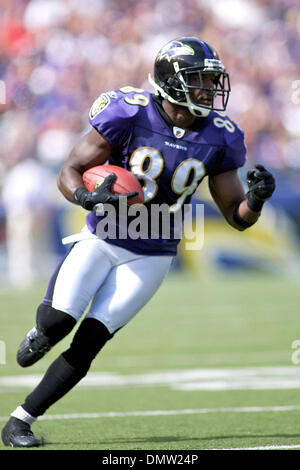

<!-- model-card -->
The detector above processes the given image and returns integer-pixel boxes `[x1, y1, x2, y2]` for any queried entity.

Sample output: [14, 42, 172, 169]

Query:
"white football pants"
[46, 237, 173, 334]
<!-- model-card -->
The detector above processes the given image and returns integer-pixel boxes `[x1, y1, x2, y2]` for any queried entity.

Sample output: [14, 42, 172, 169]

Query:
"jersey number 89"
[129, 147, 205, 212]
[121, 87, 206, 211]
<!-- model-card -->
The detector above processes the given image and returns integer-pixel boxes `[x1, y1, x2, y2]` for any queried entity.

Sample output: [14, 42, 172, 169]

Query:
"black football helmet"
[149, 37, 231, 117]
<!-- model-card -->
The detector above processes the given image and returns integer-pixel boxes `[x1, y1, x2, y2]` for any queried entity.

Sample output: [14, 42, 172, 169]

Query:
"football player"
[2, 37, 275, 447]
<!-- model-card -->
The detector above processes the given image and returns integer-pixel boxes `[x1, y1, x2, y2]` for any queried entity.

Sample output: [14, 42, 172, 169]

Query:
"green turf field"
[0, 272, 300, 451]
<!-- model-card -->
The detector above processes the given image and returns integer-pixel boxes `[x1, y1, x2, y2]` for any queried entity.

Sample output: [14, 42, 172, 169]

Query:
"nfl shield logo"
[173, 127, 185, 138]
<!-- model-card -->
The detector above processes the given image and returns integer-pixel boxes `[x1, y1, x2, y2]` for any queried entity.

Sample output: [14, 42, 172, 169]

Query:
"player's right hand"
[247, 165, 275, 201]
[74, 173, 138, 211]
[246, 164, 275, 212]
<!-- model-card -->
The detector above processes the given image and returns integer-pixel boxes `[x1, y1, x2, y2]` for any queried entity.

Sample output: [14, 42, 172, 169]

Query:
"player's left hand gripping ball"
[74, 173, 138, 211]
[246, 164, 275, 211]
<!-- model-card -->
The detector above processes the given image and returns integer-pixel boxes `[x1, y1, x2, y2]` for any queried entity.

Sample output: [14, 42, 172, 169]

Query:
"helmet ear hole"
[167, 75, 181, 89]
[166, 75, 185, 102]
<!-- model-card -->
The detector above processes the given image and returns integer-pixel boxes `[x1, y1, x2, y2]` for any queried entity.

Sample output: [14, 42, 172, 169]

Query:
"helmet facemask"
[176, 63, 231, 116]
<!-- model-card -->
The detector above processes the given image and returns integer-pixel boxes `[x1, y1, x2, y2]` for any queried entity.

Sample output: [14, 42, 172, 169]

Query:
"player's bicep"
[57, 127, 112, 202]
[209, 169, 245, 220]
[67, 127, 111, 173]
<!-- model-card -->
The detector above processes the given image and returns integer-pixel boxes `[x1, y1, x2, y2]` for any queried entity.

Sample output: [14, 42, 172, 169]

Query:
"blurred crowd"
[0, 0, 300, 284]
[1, 0, 300, 173]
[1, 0, 300, 171]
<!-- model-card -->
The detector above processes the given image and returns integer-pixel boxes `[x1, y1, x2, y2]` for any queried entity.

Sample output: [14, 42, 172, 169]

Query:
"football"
[82, 164, 144, 205]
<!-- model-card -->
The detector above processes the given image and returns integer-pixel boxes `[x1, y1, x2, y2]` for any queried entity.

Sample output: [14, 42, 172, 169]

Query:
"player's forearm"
[57, 165, 85, 203]
[57, 129, 112, 204]
[230, 198, 261, 231]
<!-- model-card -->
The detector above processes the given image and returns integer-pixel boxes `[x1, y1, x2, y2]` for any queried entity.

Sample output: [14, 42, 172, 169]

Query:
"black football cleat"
[1, 417, 43, 448]
[17, 327, 52, 367]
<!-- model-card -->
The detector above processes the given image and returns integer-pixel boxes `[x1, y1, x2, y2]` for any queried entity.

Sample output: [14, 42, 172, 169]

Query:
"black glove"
[74, 173, 138, 211]
[246, 164, 275, 212]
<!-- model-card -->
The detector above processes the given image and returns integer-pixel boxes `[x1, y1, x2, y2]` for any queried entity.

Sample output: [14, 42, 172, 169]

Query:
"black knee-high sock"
[22, 354, 87, 417]
[22, 319, 113, 417]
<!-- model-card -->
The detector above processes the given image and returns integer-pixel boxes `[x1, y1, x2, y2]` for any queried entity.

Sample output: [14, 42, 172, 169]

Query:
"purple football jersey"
[86, 87, 247, 255]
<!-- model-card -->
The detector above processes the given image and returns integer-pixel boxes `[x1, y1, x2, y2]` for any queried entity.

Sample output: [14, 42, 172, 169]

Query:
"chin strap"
[148, 73, 210, 117]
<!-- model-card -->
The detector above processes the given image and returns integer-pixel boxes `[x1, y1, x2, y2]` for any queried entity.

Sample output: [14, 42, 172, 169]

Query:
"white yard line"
[2, 365, 300, 392]
[1, 404, 300, 422]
